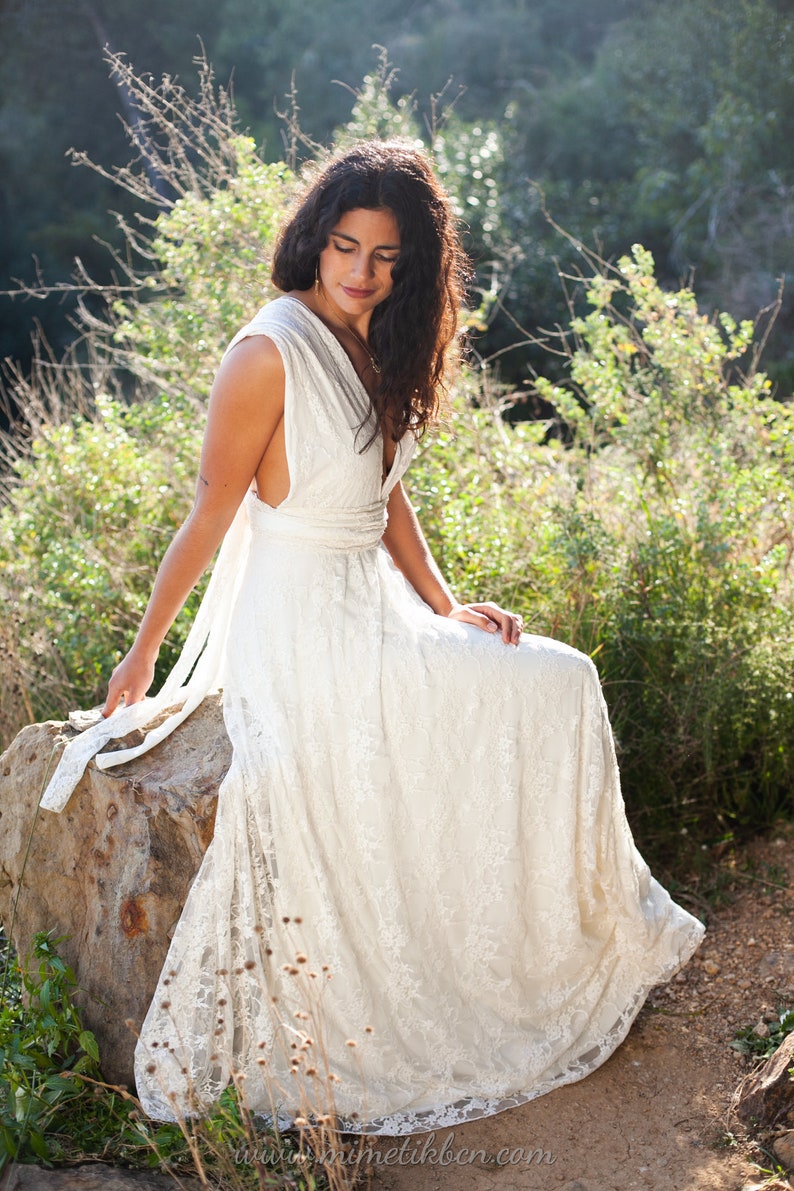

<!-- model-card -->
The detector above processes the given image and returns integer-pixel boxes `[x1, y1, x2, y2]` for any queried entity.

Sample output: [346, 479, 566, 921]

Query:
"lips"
[341, 286, 376, 299]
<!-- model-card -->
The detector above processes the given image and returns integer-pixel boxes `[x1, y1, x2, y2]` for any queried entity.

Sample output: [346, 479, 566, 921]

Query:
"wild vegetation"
[1, 56, 793, 863]
[0, 928, 367, 1185]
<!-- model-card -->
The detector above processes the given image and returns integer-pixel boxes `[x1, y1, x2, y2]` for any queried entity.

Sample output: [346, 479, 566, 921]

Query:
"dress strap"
[39, 501, 251, 813]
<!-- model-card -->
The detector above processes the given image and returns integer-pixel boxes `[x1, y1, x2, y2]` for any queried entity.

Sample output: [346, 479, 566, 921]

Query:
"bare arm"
[102, 336, 285, 714]
[382, 481, 523, 646]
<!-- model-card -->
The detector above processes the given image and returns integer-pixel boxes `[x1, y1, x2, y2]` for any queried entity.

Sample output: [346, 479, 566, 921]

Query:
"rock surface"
[0, 698, 230, 1087]
[774, 1130, 794, 1171]
[0, 1164, 203, 1190]
[735, 1031, 794, 1129]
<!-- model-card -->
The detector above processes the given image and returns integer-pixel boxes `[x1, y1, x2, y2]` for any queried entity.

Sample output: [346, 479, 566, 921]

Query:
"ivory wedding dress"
[41, 296, 704, 1134]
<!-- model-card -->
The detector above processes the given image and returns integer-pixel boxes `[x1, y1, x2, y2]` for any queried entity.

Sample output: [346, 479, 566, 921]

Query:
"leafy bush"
[112, 137, 292, 402]
[0, 930, 129, 1168]
[0, 70, 292, 745]
[0, 394, 201, 739]
[2, 58, 794, 862]
[531, 247, 794, 849]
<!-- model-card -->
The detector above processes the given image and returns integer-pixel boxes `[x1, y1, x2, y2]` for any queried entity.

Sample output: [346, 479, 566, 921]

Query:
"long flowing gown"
[41, 295, 704, 1135]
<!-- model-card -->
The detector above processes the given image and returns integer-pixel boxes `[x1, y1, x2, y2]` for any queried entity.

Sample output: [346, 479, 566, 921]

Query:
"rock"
[761, 950, 794, 977]
[0, 1163, 203, 1190]
[0, 697, 230, 1088]
[735, 1030, 794, 1127]
[753, 1020, 771, 1039]
[702, 959, 721, 977]
[774, 1131, 794, 1171]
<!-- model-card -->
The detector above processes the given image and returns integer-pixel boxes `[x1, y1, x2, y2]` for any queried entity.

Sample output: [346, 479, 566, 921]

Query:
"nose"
[349, 251, 374, 281]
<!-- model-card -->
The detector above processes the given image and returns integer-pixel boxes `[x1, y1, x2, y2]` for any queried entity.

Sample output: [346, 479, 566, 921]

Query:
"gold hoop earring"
[314, 264, 321, 296]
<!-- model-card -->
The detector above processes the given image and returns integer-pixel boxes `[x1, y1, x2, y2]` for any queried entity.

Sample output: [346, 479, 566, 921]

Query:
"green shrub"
[0, 394, 201, 740]
[0, 930, 133, 1168]
[0, 101, 292, 746]
[732, 1008, 794, 1060]
[112, 137, 293, 402]
[531, 246, 794, 850]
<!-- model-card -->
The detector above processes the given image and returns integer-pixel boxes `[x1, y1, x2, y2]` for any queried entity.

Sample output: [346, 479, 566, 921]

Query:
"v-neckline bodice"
[278, 294, 409, 496]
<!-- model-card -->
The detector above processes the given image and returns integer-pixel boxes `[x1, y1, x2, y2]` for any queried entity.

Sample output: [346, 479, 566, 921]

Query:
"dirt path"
[362, 824, 794, 1191]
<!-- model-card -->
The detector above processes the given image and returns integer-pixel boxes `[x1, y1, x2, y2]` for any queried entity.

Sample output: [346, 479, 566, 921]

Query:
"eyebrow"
[331, 230, 401, 251]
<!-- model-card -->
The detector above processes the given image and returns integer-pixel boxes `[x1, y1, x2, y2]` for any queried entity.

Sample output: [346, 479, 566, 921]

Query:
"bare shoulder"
[207, 335, 286, 438]
[212, 334, 285, 402]
[200, 335, 287, 491]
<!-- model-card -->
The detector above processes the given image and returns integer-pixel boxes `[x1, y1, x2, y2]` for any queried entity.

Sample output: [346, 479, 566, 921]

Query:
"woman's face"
[317, 206, 401, 318]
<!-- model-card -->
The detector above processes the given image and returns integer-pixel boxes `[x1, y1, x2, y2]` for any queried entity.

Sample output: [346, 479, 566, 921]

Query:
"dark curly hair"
[271, 139, 471, 442]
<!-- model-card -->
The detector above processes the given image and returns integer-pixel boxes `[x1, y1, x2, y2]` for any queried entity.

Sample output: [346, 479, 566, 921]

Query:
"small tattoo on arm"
[199, 473, 209, 487]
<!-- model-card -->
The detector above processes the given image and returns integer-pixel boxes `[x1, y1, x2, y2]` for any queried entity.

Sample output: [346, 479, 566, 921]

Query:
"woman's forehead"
[330, 207, 401, 246]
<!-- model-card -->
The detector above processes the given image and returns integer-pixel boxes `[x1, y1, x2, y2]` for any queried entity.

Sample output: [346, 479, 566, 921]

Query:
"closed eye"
[331, 240, 399, 263]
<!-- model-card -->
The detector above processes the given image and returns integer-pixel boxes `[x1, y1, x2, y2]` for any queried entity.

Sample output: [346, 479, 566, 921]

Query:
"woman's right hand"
[101, 647, 157, 717]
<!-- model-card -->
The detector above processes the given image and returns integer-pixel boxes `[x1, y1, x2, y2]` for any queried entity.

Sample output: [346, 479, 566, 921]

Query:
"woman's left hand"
[447, 601, 524, 646]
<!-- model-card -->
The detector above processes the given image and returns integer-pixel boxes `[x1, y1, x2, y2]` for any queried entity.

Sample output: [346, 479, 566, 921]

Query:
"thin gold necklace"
[316, 281, 381, 375]
[345, 322, 381, 375]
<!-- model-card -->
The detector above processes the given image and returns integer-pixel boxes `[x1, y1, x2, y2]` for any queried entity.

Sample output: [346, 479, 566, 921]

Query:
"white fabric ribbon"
[39, 500, 251, 813]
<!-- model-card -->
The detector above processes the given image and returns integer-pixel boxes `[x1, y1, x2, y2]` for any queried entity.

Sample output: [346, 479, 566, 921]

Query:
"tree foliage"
[3, 0, 794, 384]
[502, 0, 794, 382]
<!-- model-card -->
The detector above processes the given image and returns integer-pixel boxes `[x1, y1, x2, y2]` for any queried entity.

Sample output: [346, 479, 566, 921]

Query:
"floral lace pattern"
[41, 297, 704, 1134]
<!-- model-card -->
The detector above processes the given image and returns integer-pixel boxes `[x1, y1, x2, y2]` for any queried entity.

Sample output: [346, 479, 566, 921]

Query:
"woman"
[41, 140, 703, 1134]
